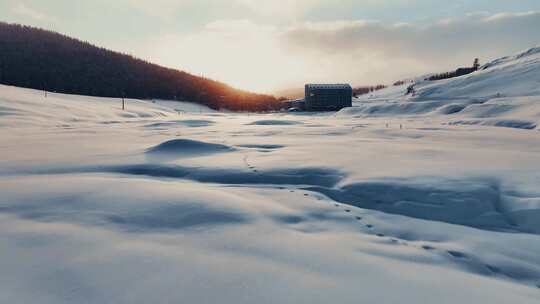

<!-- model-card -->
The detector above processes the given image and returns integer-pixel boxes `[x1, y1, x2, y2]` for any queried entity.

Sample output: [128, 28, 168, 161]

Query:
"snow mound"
[146, 139, 233, 159]
[144, 119, 215, 128]
[247, 120, 303, 126]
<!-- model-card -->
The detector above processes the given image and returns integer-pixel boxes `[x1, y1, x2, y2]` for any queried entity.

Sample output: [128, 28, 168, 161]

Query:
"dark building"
[304, 84, 353, 111]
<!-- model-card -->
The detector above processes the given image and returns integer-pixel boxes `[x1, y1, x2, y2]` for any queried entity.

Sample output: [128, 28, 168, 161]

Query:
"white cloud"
[11, 2, 53, 22]
[279, 11, 540, 85]
[122, 0, 322, 21]
[234, 0, 316, 19]
[122, 0, 206, 18]
[135, 11, 540, 92]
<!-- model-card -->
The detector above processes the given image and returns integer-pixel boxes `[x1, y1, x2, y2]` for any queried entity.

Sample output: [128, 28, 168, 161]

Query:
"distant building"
[304, 84, 352, 111]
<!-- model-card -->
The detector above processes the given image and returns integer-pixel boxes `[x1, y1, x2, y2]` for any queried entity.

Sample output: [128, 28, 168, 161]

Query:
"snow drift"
[2, 46, 540, 303]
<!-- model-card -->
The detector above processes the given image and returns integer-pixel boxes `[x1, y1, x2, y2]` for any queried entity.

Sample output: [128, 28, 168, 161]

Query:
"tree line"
[353, 84, 387, 97]
[0, 22, 282, 111]
[426, 59, 480, 82]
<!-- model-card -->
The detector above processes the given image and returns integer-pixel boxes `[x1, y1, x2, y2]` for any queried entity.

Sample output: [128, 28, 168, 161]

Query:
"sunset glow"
[2, 1, 540, 303]
[2, 0, 540, 93]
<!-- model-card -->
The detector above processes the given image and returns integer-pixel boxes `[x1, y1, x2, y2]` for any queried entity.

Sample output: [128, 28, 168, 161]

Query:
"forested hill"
[0, 22, 280, 111]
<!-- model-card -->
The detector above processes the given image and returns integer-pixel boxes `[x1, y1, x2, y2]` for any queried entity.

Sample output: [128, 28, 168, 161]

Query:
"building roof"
[305, 84, 352, 90]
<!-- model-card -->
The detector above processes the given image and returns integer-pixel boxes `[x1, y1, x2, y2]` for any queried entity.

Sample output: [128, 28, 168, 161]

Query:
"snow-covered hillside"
[352, 46, 540, 130]
[1, 47, 540, 303]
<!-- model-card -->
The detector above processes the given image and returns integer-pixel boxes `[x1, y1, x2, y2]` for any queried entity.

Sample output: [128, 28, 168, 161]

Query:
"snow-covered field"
[1, 47, 540, 303]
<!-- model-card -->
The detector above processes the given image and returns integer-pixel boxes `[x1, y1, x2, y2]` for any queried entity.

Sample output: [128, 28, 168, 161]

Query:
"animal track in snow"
[333, 204, 381, 237]
[242, 155, 259, 174]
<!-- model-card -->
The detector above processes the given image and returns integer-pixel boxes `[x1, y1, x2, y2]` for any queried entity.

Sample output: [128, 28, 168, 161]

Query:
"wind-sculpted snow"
[108, 164, 343, 187]
[11, 164, 345, 188]
[2, 50, 540, 304]
[307, 176, 540, 234]
[436, 103, 468, 115]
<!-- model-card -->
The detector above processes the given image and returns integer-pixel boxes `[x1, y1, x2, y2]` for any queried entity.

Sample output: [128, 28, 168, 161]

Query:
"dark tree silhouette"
[473, 58, 480, 70]
[426, 59, 481, 82]
[0, 22, 282, 111]
[353, 84, 387, 97]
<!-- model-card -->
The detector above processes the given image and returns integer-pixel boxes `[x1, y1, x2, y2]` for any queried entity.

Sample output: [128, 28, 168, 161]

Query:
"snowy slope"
[352, 46, 540, 130]
[1, 46, 540, 303]
[417, 46, 540, 100]
[0, 85, 218, 129]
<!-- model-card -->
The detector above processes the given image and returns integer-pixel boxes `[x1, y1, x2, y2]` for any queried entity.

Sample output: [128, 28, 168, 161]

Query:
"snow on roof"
[305, 84, 352, 90]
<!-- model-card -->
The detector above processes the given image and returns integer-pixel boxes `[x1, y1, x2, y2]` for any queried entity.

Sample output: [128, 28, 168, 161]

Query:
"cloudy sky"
[1, 0, 540, 93]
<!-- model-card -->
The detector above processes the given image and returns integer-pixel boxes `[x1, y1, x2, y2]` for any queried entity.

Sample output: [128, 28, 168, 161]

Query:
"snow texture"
[1, 46, 540, 303]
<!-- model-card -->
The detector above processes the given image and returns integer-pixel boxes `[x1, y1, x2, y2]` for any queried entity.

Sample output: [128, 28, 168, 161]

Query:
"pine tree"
[473, 58, 480, 70]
